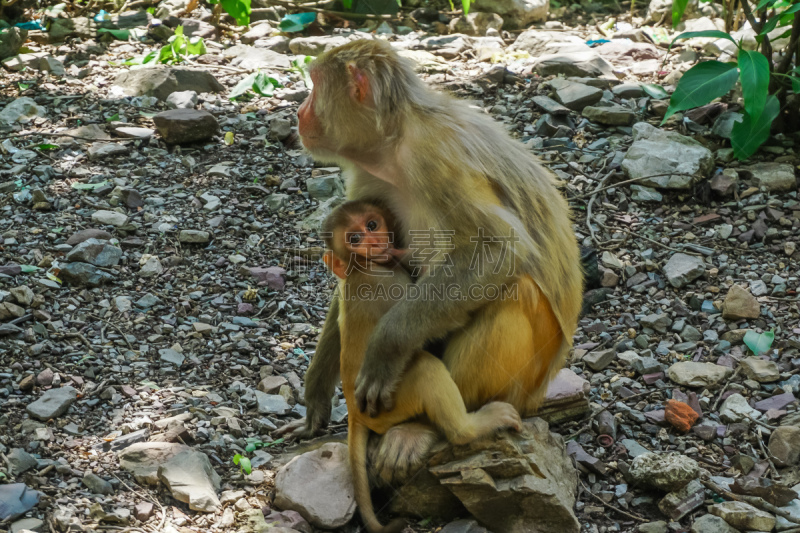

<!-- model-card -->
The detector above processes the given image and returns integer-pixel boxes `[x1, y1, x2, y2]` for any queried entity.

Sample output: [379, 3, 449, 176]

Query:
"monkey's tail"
[350, 423, 407, 533]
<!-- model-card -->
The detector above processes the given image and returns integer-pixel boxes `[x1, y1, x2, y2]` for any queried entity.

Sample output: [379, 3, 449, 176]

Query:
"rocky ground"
[1, 0, 800, 532]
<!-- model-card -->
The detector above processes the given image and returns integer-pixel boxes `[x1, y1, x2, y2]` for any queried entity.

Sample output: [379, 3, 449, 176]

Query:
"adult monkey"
[278, 38, 583, 483]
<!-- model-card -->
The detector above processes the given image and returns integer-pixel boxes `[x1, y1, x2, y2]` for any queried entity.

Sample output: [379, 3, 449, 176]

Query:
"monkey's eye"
[349, 233, 362, 245]
[366, 220, 378, 231]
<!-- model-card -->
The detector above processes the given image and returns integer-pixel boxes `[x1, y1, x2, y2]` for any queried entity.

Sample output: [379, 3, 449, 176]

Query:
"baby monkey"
[322, 199, 523, 533]
[321, 198, 411, 278]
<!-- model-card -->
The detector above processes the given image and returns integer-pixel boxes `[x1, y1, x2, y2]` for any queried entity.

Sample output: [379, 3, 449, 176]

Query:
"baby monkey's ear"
[323, 250, 347, 280]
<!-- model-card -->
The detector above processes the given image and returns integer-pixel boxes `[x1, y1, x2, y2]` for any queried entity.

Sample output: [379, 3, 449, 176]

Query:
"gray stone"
[0, 484, 41, 522]
[449, 12, 503, 36]
[268, 118, 293, 141]
[658, 479, 704, 520]
[159, 348, 185, 367]
[66, 238, 122, 267]
[153, 109, 219, 144]
[7, 449, 38, 475]
[91, 210, 128, 227]
[397, 418, 579, 533]
[472, 0, 547, 27]
[622, 123, 714, 189]
[297, 197, 344, 231]
[612, 83, 644, 98]
[711, 111, 743, 139]
[534, 51, 615, 78]
[511, 30, 586, 56]
[288, 35, 353, 56]
[267, 193, 290, 211]
[440, 519, 490, 533]
[632, 356, 663, 375]
[641, 313, 672, 333]
[554, 83, 602, 111]
[255, 391, 291, 415]
[631, 185, 662, 202]
[230, 46, 291, 70]
[740, 357, 780, 382]
[113, 67, 224, 100]
[165, 90, 198, 109]
[60, 262, 114, 287]
[0, 27, 27, 61]
[274, 443, 356, 529]
[0, 97, 46, 126]
[691, 514, 738, 533]
[119, 442, 191, 485]
[10, 518, 44, 533]
[83, 472, 114, 495]
[158, 450, 221, 512]
[768, 426, 800, 466]
[10, 286, 34, 307]
[306, 175, 344, 201]
[668, 362, 732, 388]
[67, 229, 113, 245]
[629, 452, 700, 491]
[743, 162, 796, 192]
[178, 230, 210, 243]
[709, 501, 775, 531]
[663, 253, 705, 288]
[719, 393, 761, 423]
[582, 104, 636, 126]
[139, 257, 164, 278]
[638, 521, 668, 533]
[242, 22, 274, 44]
[88, 143, 130, 160]
[26, 386, 77, 421]
[583, 348, 615, 370]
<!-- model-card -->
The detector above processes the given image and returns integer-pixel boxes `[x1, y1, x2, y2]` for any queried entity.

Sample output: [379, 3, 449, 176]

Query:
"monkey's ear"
[347, 63, 369, 104]
[323, 251, 347, 279]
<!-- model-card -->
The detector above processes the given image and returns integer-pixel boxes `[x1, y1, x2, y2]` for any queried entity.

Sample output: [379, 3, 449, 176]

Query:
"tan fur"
[338, 265, 522, 533]
[288, 38, 582, 479]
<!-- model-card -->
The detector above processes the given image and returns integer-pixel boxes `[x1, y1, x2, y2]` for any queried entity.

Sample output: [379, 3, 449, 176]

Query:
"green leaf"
[233, 453, 242, 465]
[98, 28, 130, 40]
[230, 72, 258, 99]
[342, 0, 352, 7]
[20, 265, 40, 273]
[266, 437, 285, 447]
[642, 83, 669, 99]
[462, 0, 470, 15]
[245, 443, 257, 452]
[738, 50, 769, 121]
[743, 330, 775, 355]
[36, 143, 59, 150]
[279, 12, 317, 33]
[221, 0, 251, 25]
[71, 181, 108, 190]
[667, 30, 738, 54]
[174, 25, 184, 37]
[731, 94, 779, 159]
[662, 61, 739, 123]
[756, 0, 778, 9]
[185, 36, 206, 55]
[760, 3, 800, 35]
[672, 0, 690, 27]
[106, 113, 120, 122]
[239, 456, 252, 474]
[791, 74, 800, 93]
[18, 82, 30, 90]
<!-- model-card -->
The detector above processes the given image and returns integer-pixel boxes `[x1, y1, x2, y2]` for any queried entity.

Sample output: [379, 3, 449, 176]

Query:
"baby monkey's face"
[343, 210, 395, 262]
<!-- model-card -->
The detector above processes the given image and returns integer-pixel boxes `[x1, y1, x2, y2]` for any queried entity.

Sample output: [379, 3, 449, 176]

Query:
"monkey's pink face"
[344, 213, 394, 262]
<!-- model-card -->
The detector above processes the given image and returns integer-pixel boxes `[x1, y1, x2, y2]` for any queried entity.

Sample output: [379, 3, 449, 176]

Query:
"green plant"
[664, 0, 800, 159]
[244, 437, 284, 452]
[123, 26, 206, 65]
[229, 70, 284, 99]
[291, 56, 313, 88]
[209, 0, 251, 25]
[232, 453, 252, 474]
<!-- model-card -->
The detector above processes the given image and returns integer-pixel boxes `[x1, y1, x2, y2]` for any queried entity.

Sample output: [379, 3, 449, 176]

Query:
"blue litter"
[15, 19, 45, 30]
[586, 39, 610, 47]
[94, 9, 111, 22]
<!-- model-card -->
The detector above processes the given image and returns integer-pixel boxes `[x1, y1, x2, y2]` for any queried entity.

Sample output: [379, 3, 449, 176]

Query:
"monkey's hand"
[273, 407, 330, 440]
[354, 337, 406, 416]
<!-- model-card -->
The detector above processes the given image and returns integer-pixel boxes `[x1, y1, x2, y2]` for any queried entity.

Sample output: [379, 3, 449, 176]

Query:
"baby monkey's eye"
[366, 220, 378, 231]
[349, 233, 362, 245]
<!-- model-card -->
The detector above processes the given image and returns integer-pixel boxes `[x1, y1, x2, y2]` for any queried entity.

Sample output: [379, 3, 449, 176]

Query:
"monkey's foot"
[273, 413, 328, 441]
[476, 401, 523, 433]
[369, 422, 441, 486]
